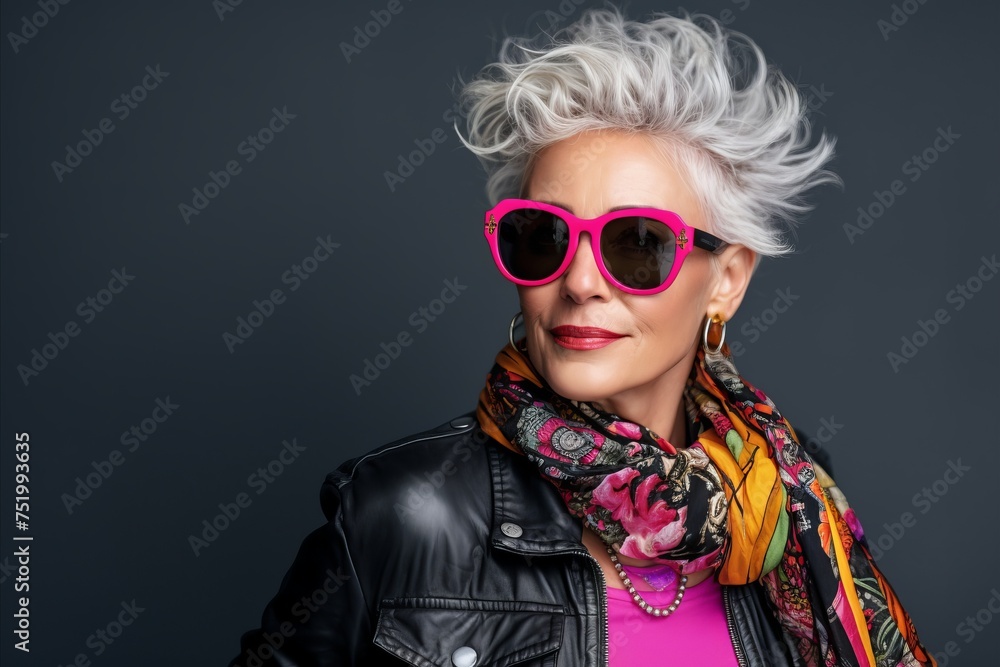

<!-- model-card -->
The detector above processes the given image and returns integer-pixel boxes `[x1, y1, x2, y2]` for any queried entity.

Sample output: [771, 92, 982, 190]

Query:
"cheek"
[629, 279, 711, 344]
[516, 284, 562, 323]
[630, 307, 699, 352]
[515, 286, 552, 353]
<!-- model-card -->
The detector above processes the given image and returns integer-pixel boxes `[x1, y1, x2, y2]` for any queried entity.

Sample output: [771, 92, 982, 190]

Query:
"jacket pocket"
[374, 597, 564, 667]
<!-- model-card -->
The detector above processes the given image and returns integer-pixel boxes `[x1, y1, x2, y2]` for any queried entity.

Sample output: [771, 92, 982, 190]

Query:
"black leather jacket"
[230, 411, 829, 667]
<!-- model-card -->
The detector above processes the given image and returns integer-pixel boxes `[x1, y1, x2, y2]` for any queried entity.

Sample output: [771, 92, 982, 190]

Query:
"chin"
[534, 360, 626, 405]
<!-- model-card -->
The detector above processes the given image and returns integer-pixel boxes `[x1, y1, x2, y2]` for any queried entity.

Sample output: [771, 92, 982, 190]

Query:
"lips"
[549, 325, 625, 350]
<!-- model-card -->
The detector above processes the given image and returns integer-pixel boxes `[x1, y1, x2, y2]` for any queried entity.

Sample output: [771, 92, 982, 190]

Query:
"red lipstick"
[549, 326, 625, 350]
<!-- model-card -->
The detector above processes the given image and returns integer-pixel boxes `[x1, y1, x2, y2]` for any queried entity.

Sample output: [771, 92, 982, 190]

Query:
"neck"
[661, 401, 688, 450]
[591, 347, 696, 450]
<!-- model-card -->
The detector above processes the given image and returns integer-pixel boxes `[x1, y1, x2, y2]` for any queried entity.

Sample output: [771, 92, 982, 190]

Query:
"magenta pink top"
[606, 569, 740, 665]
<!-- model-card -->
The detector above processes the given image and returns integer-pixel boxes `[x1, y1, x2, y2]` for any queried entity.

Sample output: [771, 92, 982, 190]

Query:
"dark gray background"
[1, 0, 997, 664]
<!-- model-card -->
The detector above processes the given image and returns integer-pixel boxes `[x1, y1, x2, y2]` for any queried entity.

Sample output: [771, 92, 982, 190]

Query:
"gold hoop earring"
[509, 312, 525, 352]
[702, 315, 726, 355]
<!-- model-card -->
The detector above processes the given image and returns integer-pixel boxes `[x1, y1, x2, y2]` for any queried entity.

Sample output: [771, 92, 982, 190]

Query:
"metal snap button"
[451, 645, 478, 667]
[500, 522, 523, 538]
[450, 416, 475, 429]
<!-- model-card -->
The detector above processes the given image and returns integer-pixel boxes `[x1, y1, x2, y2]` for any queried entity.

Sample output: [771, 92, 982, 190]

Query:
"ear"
[706, 245, 757, 321]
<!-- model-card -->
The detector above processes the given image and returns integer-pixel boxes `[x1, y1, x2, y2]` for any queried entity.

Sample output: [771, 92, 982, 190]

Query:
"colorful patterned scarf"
[476, 341, 935, 666]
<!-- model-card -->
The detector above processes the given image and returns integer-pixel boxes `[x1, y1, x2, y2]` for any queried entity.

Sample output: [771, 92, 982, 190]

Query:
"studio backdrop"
[1, 0, 997, 665]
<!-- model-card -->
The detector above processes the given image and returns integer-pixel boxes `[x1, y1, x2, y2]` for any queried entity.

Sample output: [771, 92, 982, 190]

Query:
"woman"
[231, 8, 935, 666]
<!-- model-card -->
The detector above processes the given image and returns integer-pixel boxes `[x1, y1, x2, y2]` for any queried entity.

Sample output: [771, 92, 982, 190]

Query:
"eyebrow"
[534, 200, 660, 214]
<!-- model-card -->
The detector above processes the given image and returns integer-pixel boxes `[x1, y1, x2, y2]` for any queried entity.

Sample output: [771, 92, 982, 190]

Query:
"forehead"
[524, 130, 702, 221]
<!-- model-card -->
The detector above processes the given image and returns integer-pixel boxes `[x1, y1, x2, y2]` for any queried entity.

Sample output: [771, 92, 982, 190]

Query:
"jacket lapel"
[486, 434, 586, 556]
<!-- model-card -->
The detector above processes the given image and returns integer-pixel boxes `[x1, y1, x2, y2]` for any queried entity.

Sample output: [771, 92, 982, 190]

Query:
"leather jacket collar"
[486, 431, 590, 558]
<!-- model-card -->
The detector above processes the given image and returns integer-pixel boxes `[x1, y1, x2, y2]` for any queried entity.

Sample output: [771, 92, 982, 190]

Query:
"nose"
[559, 232, 613, 303]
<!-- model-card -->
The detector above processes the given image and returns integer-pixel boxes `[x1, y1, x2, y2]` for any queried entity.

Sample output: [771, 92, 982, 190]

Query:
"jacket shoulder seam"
[341, 420, 477, 480]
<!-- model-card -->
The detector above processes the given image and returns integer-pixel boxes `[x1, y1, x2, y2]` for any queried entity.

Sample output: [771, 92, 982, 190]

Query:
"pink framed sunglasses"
[484, 199, 728, 295]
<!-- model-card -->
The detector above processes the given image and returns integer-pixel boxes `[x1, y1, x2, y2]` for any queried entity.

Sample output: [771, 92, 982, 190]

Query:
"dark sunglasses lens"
[497, 208, 570, 281]
[601, 217, 676, 290]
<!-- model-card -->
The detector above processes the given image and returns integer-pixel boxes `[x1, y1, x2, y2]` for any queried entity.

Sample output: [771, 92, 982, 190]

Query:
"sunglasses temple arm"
[694, 230, 728, 254]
